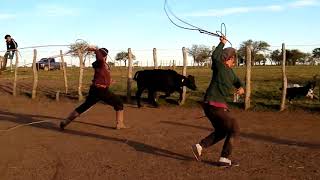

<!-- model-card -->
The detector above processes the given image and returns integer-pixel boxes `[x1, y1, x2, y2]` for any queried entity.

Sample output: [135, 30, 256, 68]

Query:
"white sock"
[219, 157, 231, 165]
[196, 144, 203, 151]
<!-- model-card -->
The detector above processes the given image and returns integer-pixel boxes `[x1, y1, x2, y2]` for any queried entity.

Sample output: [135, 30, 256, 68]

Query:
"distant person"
[191, 36, 245, 167]
[60, 47, 128, 130]
[2, 35, 18, 70]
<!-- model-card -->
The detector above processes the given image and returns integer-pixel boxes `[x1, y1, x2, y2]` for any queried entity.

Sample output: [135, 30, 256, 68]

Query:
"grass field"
[0, 66, 320, 179]
[0, 65, 319, 111]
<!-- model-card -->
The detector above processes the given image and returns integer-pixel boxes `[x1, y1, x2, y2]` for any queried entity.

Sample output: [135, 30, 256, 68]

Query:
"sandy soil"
[0, 95, 320, 180]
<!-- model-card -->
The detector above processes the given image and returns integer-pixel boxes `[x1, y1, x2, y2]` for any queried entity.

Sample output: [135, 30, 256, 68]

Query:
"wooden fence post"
[245, 46, 252, 110]
[56, 91, 60, 102]
[0, 56, 3, 73]
[2, 55, 8, 71]
[48, 58, 51, 71]
[153, 48, 158, 69]
[10, 59, 13, 72]
[180, 47, 188, 105]
[32, 49, 38, 99]
[127, 48, 133, 102]
[13, 51, 19, 96]
[173, 60, 176, 70]
[280, 43, 287, 111]
[78, 50, 84, 101]
[60, 50, 68, 94]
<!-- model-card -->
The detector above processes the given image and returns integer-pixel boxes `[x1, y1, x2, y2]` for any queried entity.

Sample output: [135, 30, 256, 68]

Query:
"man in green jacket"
[192, 36, 244, 167]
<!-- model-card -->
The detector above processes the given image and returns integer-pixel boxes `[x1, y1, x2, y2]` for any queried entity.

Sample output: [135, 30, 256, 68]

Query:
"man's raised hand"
[220, 36, 227, 45]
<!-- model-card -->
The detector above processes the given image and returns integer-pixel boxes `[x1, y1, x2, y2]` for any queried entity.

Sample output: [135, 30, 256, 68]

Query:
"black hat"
[4, 34, 11, 39]
[99, 48, 109, 57]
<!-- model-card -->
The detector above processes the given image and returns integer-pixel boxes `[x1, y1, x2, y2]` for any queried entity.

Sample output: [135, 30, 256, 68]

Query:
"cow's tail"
[133, 71, 140, 81]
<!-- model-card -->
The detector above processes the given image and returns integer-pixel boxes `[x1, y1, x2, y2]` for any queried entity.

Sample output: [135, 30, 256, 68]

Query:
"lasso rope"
[164, 0, 233, 47]
[0, 39, 101, 71]
[0, 120, 56, 135]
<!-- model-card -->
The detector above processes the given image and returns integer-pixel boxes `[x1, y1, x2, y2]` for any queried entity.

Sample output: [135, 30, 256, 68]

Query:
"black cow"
[285, 81, 317, 103]
[133, 69, 197, 108]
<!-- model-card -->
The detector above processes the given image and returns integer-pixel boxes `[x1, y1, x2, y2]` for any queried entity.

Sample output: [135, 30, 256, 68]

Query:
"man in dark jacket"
[60, 46, 127, 130]
[191, 36, 244, 167]
[3, 35, 18, 70]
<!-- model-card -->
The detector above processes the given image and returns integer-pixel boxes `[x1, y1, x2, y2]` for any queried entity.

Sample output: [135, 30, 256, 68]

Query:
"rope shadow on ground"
[160, 121, 320, 149]
[0, 111, 193, 162]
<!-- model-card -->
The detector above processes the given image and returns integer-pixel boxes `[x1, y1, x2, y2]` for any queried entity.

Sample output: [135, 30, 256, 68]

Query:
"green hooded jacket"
[204, 42, 244, 103]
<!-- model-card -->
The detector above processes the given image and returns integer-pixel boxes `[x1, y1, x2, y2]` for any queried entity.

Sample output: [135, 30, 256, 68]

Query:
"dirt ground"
[0, 95, 319, 180]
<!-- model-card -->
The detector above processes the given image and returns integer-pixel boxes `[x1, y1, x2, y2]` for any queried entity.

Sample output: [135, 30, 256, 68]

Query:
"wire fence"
[1, 42, 320, 69]
[0, 43, 319, 111]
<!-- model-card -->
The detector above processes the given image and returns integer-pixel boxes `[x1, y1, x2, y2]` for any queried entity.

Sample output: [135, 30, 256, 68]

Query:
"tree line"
[188, 40, 320, 66]
[3, 40, 315, 69]
[73, 40, 320, 67]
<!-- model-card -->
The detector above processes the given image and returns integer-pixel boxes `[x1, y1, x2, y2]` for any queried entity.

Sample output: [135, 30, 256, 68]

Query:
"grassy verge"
[0, 65, 319, 111]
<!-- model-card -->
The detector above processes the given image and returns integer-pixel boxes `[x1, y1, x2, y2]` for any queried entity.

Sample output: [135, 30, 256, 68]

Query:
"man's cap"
[4, 35, 11, 39]
[99, 48, 109, 57]
[222, 47, 237, 61]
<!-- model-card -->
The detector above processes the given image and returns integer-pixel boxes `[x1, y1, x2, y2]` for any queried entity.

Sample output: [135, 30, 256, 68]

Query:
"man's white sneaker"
[191, 144, 203, 161]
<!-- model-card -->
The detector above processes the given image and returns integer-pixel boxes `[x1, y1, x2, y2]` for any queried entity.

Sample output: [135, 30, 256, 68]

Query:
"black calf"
[134, 69, 197, 107]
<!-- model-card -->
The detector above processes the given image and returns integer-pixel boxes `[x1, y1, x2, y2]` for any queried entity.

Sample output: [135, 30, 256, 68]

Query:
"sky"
[0, 0, 320, 65]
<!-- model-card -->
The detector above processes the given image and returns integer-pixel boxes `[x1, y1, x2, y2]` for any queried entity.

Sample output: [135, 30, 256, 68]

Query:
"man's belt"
[94, 84, 107, 88]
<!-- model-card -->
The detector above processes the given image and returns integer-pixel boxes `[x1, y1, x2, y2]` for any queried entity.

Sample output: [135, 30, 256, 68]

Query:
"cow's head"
[305, 81, 316, 90]
[305, 81, 317, 99]
[183, 75, 197, 90]
[306, 89, 315, 99]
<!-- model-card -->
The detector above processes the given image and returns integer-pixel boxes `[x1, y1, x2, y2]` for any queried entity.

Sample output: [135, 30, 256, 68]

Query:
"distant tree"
[312, 48, 320, 65]
[69, 41, 95, 66]
[238, 40, 270, 65]
[255, 54, 267, 65]
[188, 44, 212, 66]
[286, 49, 306, 66]
[115, 51, 136, 67]
[107, 62, 115, 67]
[270, 49, 282, 65]
[312, 48, 320, 58]
[133, 61, 140, 66]
[300, 53, 312, 65]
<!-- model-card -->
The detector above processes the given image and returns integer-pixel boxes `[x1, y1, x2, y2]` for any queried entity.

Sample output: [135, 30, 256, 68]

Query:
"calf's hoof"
[152, 103, 159, 108]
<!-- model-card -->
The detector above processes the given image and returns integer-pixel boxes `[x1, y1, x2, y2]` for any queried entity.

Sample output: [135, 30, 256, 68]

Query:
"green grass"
[1, 65, 319, 111]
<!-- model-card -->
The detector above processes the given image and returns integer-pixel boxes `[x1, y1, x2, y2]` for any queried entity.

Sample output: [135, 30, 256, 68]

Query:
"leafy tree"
[115, 51, 136, 67]
[312, 48, 320, 58]
[311, 48, 320, 65]
[188, 44, 212, 66]
[133, 61, 140, 66]
[238, 40, 270, 65]
[270, 50, 282, 65]
[107, 62, 115, 67]
[69, 41, 95, 66]
[255, 54, 267, 65]
[299, 53, 311, 65]
[286, 49, 306, 66]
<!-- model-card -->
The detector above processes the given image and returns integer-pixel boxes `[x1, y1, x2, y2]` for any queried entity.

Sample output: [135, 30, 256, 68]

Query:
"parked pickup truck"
[35, 58, 66, 71]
